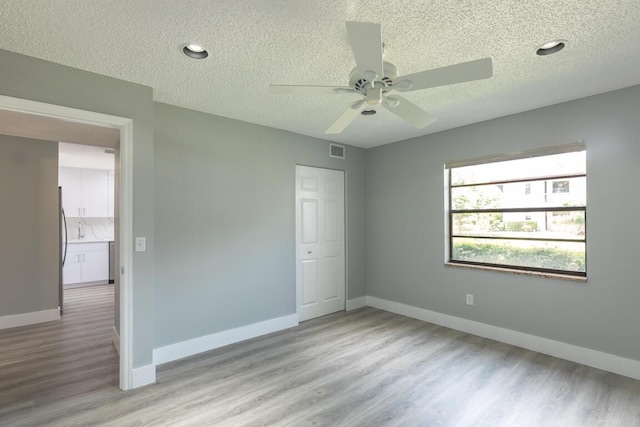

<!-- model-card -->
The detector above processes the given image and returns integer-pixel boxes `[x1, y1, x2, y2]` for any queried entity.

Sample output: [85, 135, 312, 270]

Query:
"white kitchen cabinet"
[107, 171, 115, 217]
[59, 167, 83, 217]
[59, 167, 110, 217]
[81, 249, 109, 282]
[63, 242, 109, 285]
[62, 250, 83, 284]
[82, 169, 109, 217]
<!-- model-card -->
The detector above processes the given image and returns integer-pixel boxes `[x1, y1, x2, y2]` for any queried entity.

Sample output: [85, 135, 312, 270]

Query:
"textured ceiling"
[59, 142, 115, 170]
[1, 1, 640, 148]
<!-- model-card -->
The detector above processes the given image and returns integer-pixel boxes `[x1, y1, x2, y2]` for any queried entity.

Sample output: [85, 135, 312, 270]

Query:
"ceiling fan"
[270, 21, 493, 134]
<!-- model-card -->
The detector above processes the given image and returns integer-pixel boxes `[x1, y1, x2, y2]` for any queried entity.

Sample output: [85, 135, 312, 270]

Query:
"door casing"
[0, 94, 135, 390]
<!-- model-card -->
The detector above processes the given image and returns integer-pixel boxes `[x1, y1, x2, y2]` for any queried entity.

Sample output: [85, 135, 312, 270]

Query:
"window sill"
[444, 262, 587, 282]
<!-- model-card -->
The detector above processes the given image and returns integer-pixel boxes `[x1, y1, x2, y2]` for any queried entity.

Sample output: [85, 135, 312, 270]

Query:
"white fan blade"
[393, 58, 493, 92]
[325, 100, 365, 134]
[346, 22, 384, 79]
[382, 96, 436, 129]
[270, 85, 356, 95]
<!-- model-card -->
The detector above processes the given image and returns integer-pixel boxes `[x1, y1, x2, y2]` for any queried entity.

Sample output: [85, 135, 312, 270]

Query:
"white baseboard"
[153, 314, 299, 366]
[346, 296, 367, 311]
[366, 296, 640, 381]
[131, 364, 156, 388]
[0, 308, 60, 330]
[112, 326, 120, 355]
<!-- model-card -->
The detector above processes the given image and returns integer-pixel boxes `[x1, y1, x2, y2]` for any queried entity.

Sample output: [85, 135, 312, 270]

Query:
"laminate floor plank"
[1, 291, 639, 426]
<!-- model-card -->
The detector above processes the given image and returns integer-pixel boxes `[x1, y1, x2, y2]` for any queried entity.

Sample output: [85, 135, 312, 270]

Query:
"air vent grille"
[330, 143, 345, 159]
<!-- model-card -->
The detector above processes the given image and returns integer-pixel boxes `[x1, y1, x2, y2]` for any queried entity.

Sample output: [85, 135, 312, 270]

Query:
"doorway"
[0, 94, 134, 390]
[295, 165, 346, 321]
[59, 142, 115, 297]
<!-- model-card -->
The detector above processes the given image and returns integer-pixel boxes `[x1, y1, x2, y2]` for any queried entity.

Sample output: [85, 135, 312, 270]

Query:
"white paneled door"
[296, 166, 345, 322]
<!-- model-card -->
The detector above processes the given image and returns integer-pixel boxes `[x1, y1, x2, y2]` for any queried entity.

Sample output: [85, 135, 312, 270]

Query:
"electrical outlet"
[466, 294, 474, 306]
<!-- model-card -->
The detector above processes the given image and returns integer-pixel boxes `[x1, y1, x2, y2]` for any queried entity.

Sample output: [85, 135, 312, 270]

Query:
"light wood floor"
[0, 284, 118, 415]
[1, 287, 639, 426]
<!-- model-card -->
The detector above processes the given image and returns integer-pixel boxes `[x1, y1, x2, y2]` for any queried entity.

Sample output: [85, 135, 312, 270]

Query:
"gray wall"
[366, 84, 640, 361]
[0, 135, 59, 316]
[153, 103, 366, 347]
[4, 46, 637, 368]
[0, 49, 155, 368]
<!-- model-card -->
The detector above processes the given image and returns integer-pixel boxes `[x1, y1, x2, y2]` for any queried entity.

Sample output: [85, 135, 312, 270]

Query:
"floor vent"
[330, 143, 345, 159]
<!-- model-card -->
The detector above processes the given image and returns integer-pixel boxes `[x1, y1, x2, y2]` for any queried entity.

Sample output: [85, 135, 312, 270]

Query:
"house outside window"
[553, 180, 570, 193]
[446, 145, 586, 277]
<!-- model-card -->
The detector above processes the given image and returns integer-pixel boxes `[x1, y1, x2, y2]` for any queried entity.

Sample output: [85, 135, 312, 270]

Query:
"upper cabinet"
[108, 171, 115, 218]
[81, 169, 109, 217]
[59, 167, 83, 216]
[59, 167, 111, 217]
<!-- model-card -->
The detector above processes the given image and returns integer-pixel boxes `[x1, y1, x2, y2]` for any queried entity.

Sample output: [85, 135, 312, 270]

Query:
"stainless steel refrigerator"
[58, 186, 68, 314]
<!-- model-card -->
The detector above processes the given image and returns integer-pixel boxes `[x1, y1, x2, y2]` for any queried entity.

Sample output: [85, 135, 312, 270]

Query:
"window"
[553, 180, 570, 193]
[446, 146, 586, 277]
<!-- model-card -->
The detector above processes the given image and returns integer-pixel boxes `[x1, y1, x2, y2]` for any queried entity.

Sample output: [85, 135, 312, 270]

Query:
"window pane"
[552, 180, 569, 193]
[447, 148, 587, 275]
[452, 211, 585, 240]
[452, 237, 585, 272]
[452, 177, 586, 210]
[451, 151, 586, 186]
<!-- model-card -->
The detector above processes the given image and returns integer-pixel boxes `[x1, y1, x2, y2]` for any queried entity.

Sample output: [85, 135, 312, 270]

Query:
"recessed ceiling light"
[536, 40, 566, 56]
[182, 43, 209, 59]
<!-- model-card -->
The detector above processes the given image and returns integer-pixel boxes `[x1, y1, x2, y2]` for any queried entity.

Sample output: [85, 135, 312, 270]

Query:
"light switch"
[135, 237, 146, 252]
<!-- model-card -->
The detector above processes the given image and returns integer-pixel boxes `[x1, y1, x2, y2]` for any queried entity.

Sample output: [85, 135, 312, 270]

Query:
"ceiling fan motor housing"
[349, 61, 399, 92]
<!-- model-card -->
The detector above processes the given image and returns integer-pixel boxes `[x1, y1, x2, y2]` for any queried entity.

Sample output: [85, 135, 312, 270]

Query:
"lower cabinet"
[63, 242, 109, 285]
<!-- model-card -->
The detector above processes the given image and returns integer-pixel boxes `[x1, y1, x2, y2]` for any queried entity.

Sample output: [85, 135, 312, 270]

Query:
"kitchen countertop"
[67, 239, 114, 244]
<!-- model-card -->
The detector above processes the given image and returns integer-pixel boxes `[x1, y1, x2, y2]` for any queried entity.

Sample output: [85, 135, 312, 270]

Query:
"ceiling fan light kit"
[269, 21, 493, 134]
